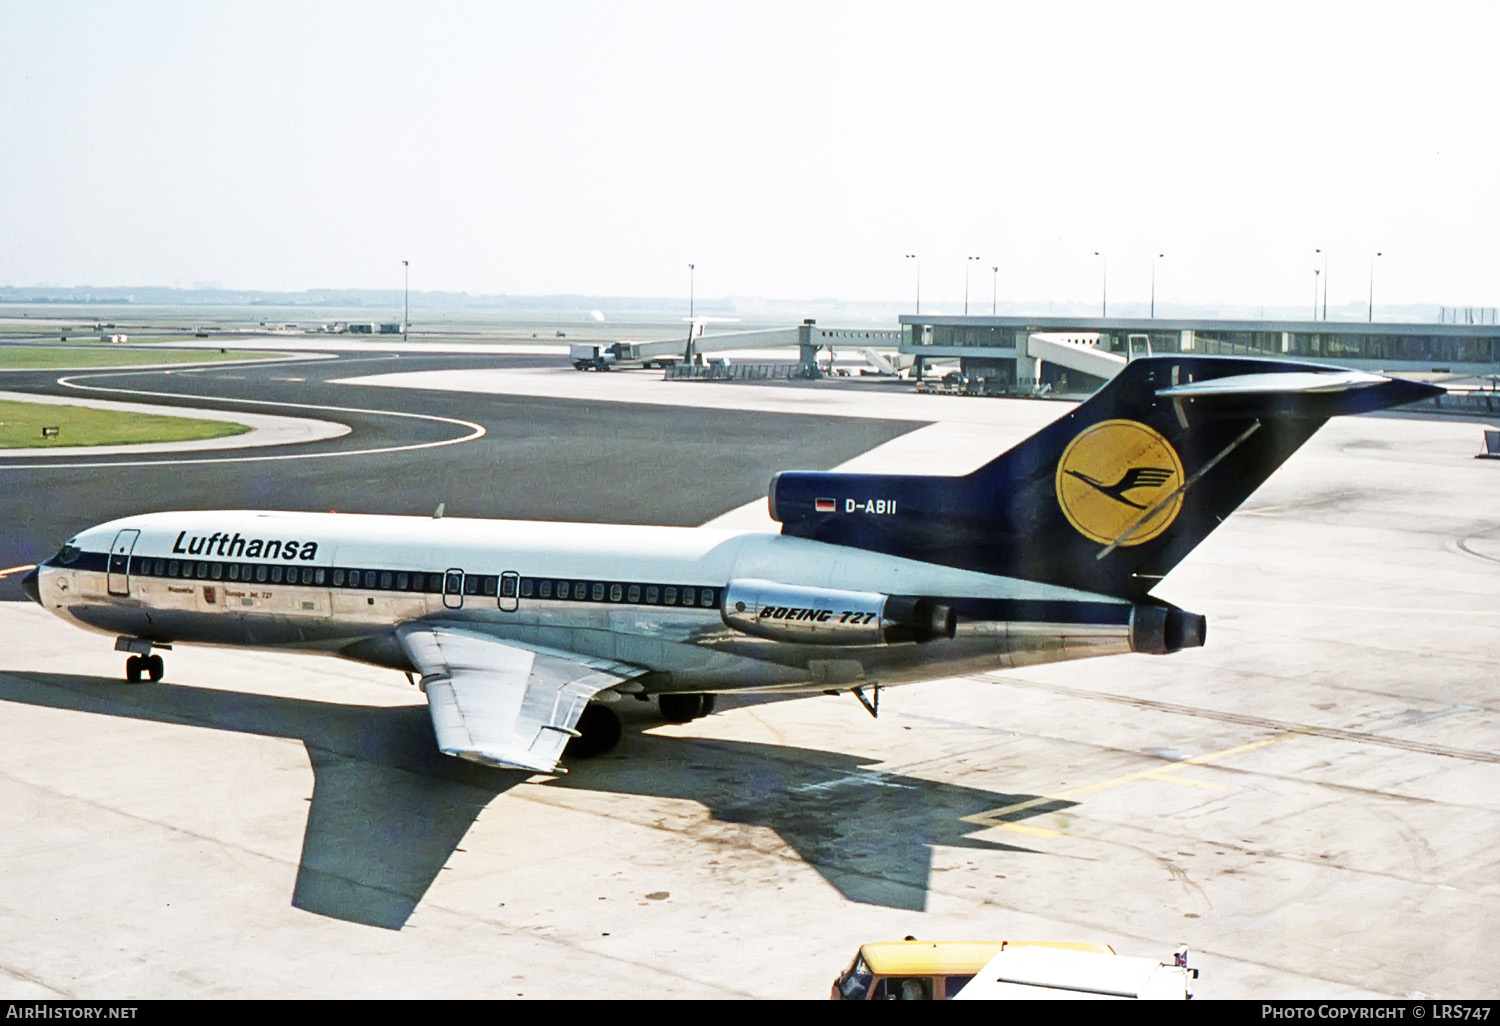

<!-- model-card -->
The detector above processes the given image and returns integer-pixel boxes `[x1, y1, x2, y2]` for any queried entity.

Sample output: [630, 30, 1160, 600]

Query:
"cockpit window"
[54, 544, 82, 565]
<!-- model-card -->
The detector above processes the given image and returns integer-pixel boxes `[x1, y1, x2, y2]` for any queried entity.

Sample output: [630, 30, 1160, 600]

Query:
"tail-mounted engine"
[721, 578, 956, 647]
[1129, 604, 1207, 654]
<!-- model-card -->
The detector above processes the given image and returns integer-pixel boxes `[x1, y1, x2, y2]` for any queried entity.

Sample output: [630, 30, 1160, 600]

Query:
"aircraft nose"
[21, 566, 41, 605]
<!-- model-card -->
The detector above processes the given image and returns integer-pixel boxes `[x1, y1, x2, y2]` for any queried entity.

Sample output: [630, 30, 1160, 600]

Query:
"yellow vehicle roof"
[859, 940, 1116, 976]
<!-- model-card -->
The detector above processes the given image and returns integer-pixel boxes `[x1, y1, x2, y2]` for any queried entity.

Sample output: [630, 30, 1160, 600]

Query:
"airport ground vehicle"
[569, 341, 679, 371]
[830, 940, 1116, 1000]
[953, 943, 1196, 999]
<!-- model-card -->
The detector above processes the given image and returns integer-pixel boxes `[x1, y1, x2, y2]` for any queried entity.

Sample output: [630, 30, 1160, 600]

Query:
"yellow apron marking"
[994, 821, 1062, 839]
[963, 731, 1303, 831]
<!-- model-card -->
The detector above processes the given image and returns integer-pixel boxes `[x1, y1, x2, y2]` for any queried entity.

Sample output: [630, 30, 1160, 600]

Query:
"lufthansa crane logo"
[1055, 419, 1185, 546]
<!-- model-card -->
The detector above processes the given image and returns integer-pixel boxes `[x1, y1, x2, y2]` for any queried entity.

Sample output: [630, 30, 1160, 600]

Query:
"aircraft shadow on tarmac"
[0, 671, 1071, 930]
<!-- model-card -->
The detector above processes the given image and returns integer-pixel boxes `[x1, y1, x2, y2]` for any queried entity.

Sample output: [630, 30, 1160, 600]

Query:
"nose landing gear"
[115, 637, 167, 683]
[124, 653, 165, 683]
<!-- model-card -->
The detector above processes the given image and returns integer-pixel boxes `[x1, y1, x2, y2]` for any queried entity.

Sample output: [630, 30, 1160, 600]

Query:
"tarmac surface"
[2, 345, 1498, 999]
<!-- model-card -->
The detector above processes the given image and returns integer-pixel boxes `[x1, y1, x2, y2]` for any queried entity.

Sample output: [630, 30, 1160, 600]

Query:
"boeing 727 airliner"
[21, 357, 1440, 774]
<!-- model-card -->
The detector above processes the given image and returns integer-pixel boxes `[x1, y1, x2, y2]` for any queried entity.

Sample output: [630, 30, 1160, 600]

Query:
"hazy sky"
[3, 1, 1497, 314]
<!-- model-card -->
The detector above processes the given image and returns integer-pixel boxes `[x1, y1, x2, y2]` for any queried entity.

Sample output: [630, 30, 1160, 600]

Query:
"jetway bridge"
[569, 322, 904, 375]
[902, 312, 1500, 394]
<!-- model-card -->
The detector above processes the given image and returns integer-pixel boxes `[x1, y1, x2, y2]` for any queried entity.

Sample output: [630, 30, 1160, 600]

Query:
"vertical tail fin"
[771, 357, 1440, 598]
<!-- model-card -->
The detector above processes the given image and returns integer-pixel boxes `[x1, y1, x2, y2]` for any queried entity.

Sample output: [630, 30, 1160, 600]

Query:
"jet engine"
[1129, 604, 1207, 654]
[721, 578, 955, 647]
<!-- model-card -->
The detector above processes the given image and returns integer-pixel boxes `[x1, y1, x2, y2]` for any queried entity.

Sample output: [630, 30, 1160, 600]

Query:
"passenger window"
[271, 566, 283, 583]
[333, 569, 345, 587]
[682, 588, 696, 607]
[700, 589, 715, 607]
[482, 576, 498, 596]
[609, 583, 623, 601]
[627, 585, 640, 603]
[519, 579, 533, 598]
[315, 568, 326, 585]
[556, 581, 569, 599]
[664, 587, 677, 605]
[591, 582, 605, 601]
[464, 575, 480, 595]
[197, 562, 209, 579]
[381, 571, 393, 590]
[364, 571, 376, 589]
[539, 580, 552, 598]
[396, 572, 408, 591]
[154, 559, 165, 576]
[211, 563, 223, 580]
[256, 565, 268, 583]
[241, 564, 252, 582]
[646, 586, 659, 603]
[228, 564, 239, 581]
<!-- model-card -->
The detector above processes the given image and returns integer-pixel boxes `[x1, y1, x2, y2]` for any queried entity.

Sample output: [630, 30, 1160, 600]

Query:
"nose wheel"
[125, 653, 165, 683]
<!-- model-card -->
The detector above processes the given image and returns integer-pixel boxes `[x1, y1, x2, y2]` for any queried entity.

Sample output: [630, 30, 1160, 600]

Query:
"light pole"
[401, 259, 409, 341]
[1150, 253, 1164, 318]
[1368, 251, 1382, 323]
[964, 255, 980, 316]
[685, 263, 697, 364]
[991, 265, 998, 316]
[905, 254, 920, 314]
[1093, 251, 1107, 317]
[1315, 248, 1328, 320]
[1313, 268, 1320, 320]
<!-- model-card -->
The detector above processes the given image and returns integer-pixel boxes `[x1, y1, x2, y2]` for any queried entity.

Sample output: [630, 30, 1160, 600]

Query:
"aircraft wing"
[395, 624, 637, 774]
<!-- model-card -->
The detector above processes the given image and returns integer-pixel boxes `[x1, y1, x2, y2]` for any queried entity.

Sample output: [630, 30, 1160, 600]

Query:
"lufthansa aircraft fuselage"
[33, 509, 1151, 694]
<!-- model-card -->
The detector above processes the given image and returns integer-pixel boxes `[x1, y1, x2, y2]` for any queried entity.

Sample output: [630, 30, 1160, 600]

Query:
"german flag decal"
[1054, 419, 1185, 546]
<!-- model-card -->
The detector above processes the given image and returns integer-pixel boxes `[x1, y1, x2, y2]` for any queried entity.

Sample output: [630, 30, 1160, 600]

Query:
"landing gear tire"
[565, 704, 623, 759]
[124, 653, 164, 683]
[658, 693, 712, 723]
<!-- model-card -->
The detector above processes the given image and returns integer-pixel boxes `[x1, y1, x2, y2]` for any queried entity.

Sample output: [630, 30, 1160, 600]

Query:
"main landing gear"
[561, 692, 718, 761]
[657, 692, 716, 723]
[564, 703, 623, 759]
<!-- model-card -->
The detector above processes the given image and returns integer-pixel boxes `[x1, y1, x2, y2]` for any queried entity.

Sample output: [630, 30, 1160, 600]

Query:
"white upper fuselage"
[35, 509, 1137, 694]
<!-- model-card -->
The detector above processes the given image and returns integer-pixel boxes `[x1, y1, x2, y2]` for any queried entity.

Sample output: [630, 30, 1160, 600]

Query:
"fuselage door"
[499, 571, 519, 612]
[107, 529, 140, 597]
[443, 568, 464, 610]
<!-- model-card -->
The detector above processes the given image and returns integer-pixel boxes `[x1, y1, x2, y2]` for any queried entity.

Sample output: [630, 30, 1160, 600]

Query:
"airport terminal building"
[898, 314, 1500, 392]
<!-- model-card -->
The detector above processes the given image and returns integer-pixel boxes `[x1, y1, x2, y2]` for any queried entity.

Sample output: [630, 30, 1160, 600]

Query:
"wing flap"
[397, 624, 635, 774]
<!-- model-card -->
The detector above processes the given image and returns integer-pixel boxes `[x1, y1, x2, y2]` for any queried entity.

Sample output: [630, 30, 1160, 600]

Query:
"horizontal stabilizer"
[1156, 369, 1390, 397]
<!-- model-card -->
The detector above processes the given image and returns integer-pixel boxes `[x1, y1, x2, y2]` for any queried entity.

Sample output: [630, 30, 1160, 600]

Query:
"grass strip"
[0, 400, 251, 449]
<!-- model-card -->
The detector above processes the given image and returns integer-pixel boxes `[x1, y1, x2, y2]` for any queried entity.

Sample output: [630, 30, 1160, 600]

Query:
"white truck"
[953, 944, 1197, 1000]
[570, 341, 680, 371]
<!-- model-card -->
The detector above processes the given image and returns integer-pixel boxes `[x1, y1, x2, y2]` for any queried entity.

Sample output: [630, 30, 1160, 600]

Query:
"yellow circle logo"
[1055, 419, 1185, 546]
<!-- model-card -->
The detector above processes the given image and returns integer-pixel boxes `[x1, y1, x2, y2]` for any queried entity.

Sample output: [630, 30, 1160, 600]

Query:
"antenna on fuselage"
[432, 502, 445, 519]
